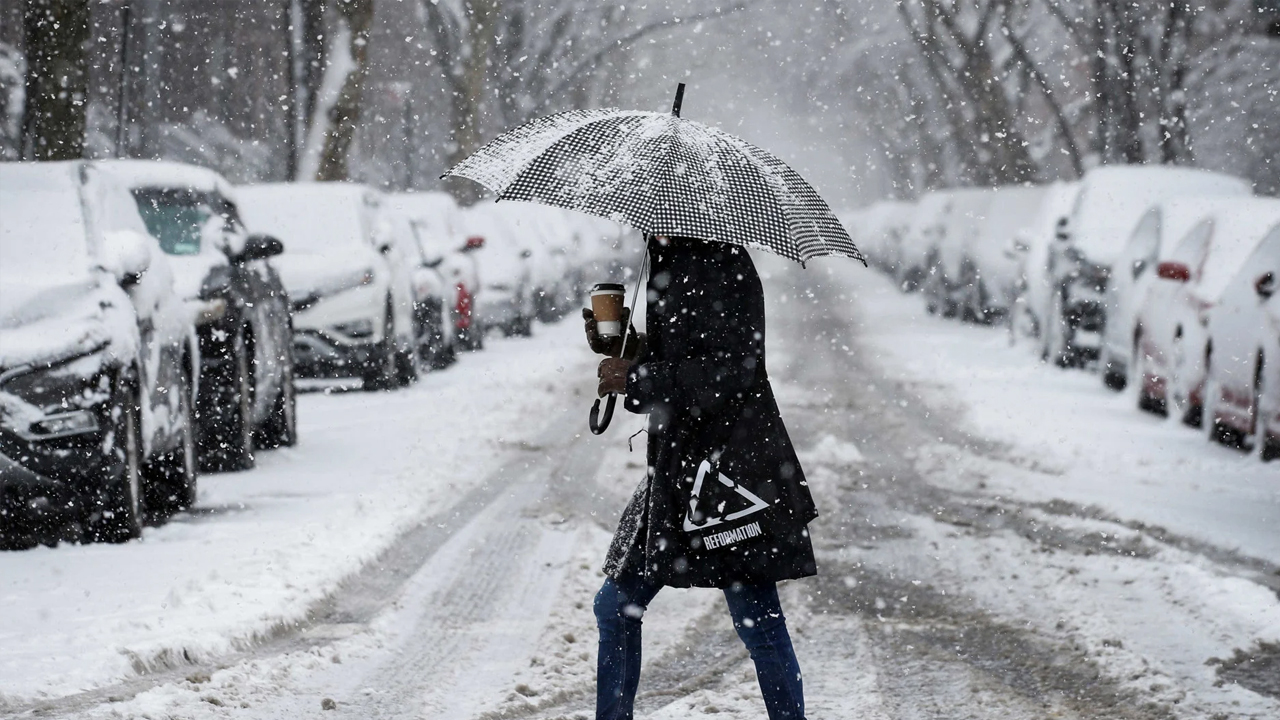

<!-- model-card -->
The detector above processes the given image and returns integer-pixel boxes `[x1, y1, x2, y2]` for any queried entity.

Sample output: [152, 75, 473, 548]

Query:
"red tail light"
[1156, 261, 1191, 282]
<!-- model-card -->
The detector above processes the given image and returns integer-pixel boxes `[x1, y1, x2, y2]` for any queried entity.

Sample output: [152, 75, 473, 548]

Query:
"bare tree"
[21, 0, 90, 160]
[313, 0, 373, 181]
[1039, 0, 1200, 166]
[419, 0, 754, 201]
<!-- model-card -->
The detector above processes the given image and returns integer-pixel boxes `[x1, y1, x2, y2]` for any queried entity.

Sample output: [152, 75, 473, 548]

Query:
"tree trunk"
[315, 0, 372, 182]
[443, 0, 495, 203]
[21, 0, 90, 160]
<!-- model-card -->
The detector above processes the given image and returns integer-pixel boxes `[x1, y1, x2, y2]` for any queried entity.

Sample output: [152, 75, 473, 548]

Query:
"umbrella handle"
[590, 393, 617, 435]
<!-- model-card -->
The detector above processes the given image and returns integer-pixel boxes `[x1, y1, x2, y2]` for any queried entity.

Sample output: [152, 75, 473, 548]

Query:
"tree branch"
[534, 0, 759, 113]
[1001, 11, 1084, 176]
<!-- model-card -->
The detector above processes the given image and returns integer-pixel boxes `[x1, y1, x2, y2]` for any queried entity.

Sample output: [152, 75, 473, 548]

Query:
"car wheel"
[362, 304, 398, 391]
[258, 347, 297, 449]
[200, 327, 256, 472]
[1046, 291, 1074, 368]
[144, 370, 198, 514]
[1134, 333, 1165, 415]
[1202, 376, 1233, 446]
[395, 342, 419, 386]
[87, 374, 144, 543]
[1254, 355, 1279, 461]
[1101, 351, 1127, 391]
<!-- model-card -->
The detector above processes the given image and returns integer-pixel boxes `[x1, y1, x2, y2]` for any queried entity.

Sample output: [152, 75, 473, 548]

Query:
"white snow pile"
[800, 433, 866, 466]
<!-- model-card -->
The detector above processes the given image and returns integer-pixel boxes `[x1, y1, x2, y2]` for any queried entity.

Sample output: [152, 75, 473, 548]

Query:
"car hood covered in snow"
[0, 277, 137, 370]
[272, 251, 375, 297]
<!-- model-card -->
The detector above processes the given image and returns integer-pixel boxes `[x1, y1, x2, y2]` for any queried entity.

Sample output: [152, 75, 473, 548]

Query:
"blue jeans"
[594, 566, 805, 720]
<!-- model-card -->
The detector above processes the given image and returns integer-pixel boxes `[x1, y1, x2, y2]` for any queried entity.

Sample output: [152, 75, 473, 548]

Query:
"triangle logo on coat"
[682, 459, 770, 532]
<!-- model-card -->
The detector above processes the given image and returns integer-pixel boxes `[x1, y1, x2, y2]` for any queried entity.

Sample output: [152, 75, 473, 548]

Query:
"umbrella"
[444, 84, 863, 432]
[444, 84, 864, 267]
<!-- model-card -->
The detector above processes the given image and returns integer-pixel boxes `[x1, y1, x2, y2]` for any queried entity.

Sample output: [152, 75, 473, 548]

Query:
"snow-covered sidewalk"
[837, 266, 1280, 563]
[0, 321, 595, 706]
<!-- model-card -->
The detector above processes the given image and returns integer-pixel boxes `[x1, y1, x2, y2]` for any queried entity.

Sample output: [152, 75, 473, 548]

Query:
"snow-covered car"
[1044, 166, 1250, 366]
[0, 161, 197, 543]
[1203, 221, 1280, 459]
[959, 185, 1047, 325]
[900, 191, 953, 295]
[377, 204, 457, 370]
[463, 205, 536, 337]
[924, 189, 991, 318]
[237, 183, 418, 390]
[574, 214, 641, 284]
[847, 200, 910, 275]
[104, 160, 296, 472]
[1009, 181, 1081, 346]
[1134, 198, 1280, 426]
[387, 192, 483, 351]
[486, 202, 581, 322]
[1099, 198, 1236, 391]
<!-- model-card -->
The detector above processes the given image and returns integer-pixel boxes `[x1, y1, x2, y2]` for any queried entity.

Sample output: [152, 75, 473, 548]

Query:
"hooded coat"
[603, 238, 818, 589]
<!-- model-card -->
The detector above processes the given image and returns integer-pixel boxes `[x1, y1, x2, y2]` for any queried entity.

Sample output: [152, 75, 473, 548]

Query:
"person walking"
[584, 234, 818, 720]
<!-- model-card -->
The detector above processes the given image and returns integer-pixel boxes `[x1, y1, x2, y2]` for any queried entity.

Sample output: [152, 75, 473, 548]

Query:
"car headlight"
[195, 298, 228, 325]
[332, 319, 375, 338]
[26, 410, 99, 439]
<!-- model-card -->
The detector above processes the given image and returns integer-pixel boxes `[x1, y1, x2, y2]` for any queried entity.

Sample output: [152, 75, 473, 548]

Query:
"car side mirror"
[1257, 271, 1276, 300]
[423, 256, 444, 269]
[1156, 261, 1191, 283]
[463, 235, 485, 251]
[238, 233, 284, 263]
[100, 230, 153, 287]
[1055, 217, 1070, 242]
[520, 249, 533, 259]
[1132, 258, 1148, 280]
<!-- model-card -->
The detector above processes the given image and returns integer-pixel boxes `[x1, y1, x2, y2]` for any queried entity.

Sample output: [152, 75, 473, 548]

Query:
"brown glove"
[597, 357, 632, 397]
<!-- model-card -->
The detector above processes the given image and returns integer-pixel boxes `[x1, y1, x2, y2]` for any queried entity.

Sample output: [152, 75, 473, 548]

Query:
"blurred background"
[2, 0, 1276, 207]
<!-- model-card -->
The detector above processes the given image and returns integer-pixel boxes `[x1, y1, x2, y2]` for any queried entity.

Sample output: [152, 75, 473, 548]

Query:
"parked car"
[1009, 181, 1081, 346]
[575, 214, 640, 285]
[960, 185, 1048, 325]
[925, 189, 991, 318]
[487, 202, 580, 322]
[902, 191, 953, 296]
[463, 206, 536, 337]
[387, 192, 483, 351]
[1203, 221, 1280, 459]
[1044, 166, 1250, 366]
[104, 160, 295, 472]
[237, 183, 418, 390]
[378, 204, 457, 369]
[1134, 198, 1280, 426]
[0, 161, 197, 543]
[850, 200, 911, 275]
[1099, 198, 1233, 391]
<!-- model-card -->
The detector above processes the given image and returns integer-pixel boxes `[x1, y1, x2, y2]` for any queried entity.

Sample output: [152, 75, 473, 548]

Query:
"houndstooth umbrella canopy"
[444, 108, 864, 266]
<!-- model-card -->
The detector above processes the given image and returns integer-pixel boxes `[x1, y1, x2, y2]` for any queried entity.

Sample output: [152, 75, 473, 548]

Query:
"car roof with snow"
[100, 159, 238, 201]
[1070, 166, 1251, 264]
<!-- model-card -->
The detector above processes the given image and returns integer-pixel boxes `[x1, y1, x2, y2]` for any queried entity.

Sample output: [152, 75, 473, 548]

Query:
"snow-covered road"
[3, 256, 1279, 719]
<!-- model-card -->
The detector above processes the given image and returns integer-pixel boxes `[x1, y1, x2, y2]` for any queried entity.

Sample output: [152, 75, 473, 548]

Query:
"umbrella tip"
[672, 82, 686, 118]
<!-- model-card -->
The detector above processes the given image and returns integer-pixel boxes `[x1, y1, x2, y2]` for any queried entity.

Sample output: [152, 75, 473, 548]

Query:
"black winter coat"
[602, 238, 818, 588]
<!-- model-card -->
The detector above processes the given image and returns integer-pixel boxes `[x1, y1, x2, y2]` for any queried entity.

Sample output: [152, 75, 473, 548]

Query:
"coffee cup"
[590, 283, 626, 337]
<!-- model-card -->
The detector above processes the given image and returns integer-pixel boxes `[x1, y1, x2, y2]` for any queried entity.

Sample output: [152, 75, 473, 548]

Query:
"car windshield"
[0, 179, 91, 284]
[131, 188, 224, 256]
